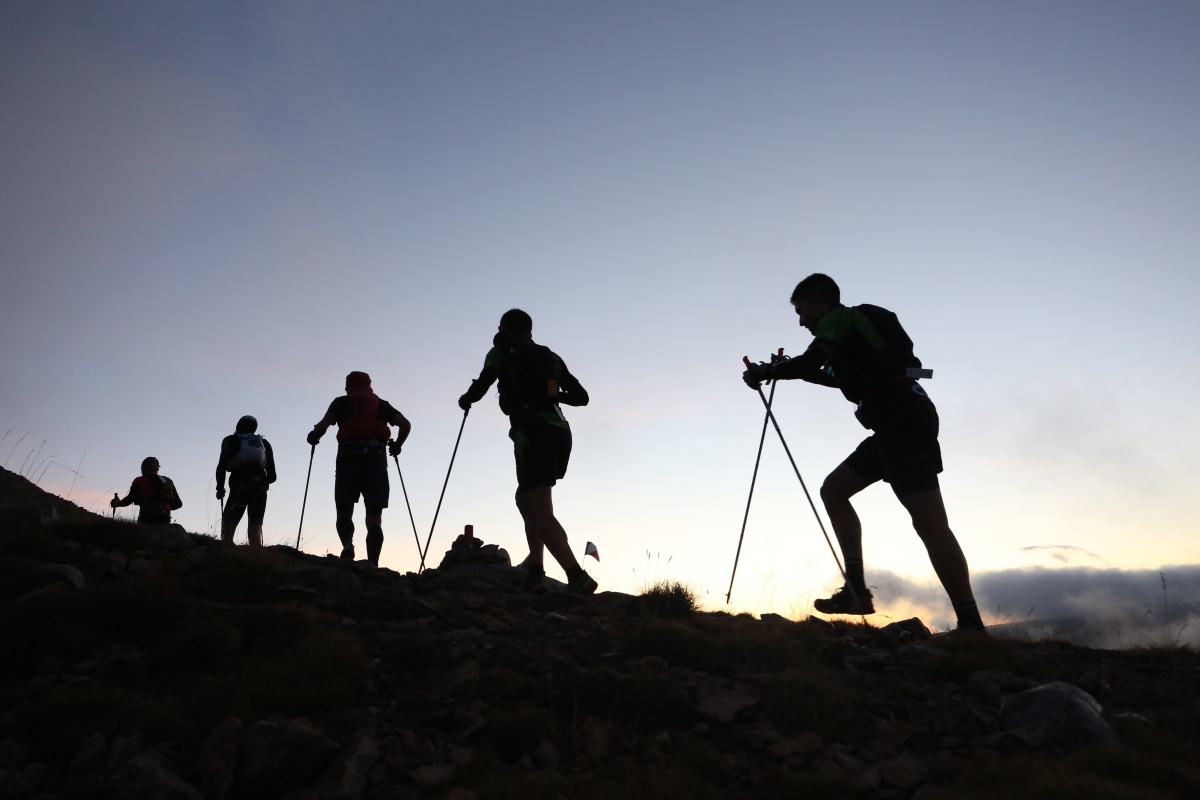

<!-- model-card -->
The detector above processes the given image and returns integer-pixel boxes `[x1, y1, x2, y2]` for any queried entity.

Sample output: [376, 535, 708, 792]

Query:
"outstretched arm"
[459, 357, 499, 409]
[767, 340, 830, 381]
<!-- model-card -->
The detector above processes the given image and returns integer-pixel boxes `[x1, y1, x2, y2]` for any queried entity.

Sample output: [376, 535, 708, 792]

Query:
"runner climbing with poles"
[458, 308, 596, 595]
[110, 457, 182, 524]
[215, 415, 276, 548]
[307, 372, 411, 567]
[742, 273, 985, 634]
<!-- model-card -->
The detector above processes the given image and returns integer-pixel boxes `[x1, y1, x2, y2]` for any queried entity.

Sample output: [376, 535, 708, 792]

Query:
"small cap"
[236, 415, 258, 433]
[346, 371, 372, 389]
[141, 457, 160, 471]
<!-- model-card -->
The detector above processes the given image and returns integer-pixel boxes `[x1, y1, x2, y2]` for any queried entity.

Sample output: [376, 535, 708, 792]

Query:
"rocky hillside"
[1, 465, 1199, 799]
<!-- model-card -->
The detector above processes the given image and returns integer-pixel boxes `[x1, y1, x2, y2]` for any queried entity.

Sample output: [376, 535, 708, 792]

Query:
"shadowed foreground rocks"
[2, 465, 1200, 799]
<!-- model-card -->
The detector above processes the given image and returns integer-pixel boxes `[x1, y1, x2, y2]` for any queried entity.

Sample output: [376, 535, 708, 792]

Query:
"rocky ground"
[2, 465, 1200, 800]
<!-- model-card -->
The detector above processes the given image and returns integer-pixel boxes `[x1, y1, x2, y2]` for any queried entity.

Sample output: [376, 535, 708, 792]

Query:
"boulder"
[999, 681, 1120, 750]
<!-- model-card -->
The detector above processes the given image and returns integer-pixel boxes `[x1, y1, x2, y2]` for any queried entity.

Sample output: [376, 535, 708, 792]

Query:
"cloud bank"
[872, 565, 1200, 649]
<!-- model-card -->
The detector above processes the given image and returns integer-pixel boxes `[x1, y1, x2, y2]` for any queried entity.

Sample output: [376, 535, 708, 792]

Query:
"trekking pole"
[419, 407, 469, 572]
[296, 444, 315, 551]
[726, 349, 782, 604]
[741, 356, 861, 610]
[392, 451, 423, 564]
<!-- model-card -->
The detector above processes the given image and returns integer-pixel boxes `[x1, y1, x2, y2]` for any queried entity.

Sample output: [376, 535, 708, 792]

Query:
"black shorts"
[226, 482, 268, 525]
[843, 394, 942, 497]
[335, 443, 389, 511]
[511, 416, 571, 491]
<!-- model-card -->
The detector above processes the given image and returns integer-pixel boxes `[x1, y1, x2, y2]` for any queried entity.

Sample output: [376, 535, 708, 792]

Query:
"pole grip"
[742, 356, 752, 368]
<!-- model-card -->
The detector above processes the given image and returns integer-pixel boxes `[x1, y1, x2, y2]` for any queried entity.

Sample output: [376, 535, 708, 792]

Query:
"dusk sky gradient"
[3, 2, 1198, 633]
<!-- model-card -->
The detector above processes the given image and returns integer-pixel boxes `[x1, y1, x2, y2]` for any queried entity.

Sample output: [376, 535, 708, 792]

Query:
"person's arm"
[376, 400, 412, 456]
[389, 410, 412, 456]
[458, 351, 500, 410]
[555, 357, 589, 407]
[263, 439, 277, 484]
[215, 435, 236, 498]
[762, 341, 831, 382]
[112, 480, 138, 508]
[165, 478, 183, 510]
[308, 399, 340, 444]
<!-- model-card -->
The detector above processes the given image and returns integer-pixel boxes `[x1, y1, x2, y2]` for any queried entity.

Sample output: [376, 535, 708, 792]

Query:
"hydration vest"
[496, 337, 561, 417]
[226, 434, 267, 471]
[337, 391, 390, 442]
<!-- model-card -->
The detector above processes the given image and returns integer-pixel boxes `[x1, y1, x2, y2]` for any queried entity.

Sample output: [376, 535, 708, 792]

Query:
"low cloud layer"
[872, 565, 1200, 649]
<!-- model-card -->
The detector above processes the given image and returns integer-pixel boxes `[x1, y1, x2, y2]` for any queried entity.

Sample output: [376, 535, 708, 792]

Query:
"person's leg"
[514, 486, 579, 573]
[897, 487, 983, 629]
[360, 457, 389, 566]
[364, 509, 384, 566]
[221, 498, 247, 546]
[813, 444, 879, 614]
[246, 488, 267, 548]
[335, 501, 356, 559]
[820, 461, 873, 565]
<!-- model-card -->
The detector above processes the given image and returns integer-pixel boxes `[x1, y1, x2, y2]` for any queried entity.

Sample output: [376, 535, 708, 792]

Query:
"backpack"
[852, 304, 921, 380]
[497, 339, 561, 416]
[226, 434, 267, 471]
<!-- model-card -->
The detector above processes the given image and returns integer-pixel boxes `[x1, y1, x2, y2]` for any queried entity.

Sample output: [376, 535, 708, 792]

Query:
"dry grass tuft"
[638, 579, 701, 619]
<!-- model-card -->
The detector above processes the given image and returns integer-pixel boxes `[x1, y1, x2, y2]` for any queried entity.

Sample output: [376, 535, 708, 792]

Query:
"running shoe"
[568, 570, 598, 596]
[813, 584, 875, 615]
[521, 567, 549, 594]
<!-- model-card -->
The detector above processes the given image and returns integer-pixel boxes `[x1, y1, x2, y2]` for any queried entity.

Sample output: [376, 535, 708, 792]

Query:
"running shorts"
[335, 441, 389, 511]
[843, 393, 942, 497]
[510, 416, 572, 491]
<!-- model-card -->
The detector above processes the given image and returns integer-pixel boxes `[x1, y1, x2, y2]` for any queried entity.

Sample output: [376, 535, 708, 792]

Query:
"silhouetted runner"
[215, 415, 276, 548]
[458, 309, 597, 595]
[743, 273, 985, 633]
[308, 372, 411, 567]
[111, 457, 182, 524]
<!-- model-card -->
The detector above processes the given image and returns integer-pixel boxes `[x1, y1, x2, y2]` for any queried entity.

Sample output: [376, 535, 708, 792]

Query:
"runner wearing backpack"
[216, 415, 277, 547]
[458, 309, 597, 595]
[111, 457, 183, 524]
[308, 372, 411, 566]
[743, 273, 985, 634]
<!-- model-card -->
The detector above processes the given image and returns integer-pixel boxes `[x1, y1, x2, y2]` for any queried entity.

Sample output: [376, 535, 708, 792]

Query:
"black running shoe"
[813, 584, 874, 615]
[340, 545, 355, 561]
[568, 570, 598, 596]
[521, 567, 549, 594]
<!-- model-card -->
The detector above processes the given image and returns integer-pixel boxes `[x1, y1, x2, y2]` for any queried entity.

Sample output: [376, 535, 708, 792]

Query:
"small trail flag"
[584, 541, 600, 562]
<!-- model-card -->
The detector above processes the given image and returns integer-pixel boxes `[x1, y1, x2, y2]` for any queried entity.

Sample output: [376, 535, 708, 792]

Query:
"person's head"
[236, 415, 258, 434]
[140, 457, 160, 476]
[790, 273, 841, 332]
[345, 371, 372, 393]
[498, 308, 533, 338]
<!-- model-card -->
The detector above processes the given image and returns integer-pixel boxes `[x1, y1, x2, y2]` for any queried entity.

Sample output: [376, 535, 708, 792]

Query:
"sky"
[2, 1, 1198, 637]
